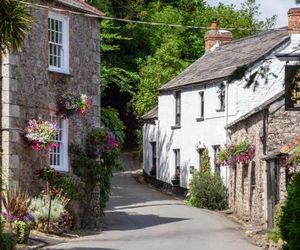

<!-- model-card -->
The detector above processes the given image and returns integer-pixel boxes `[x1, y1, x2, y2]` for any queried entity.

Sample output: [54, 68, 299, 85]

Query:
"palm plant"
[0, 0, 32, 55]
[2, 190, 31, 218]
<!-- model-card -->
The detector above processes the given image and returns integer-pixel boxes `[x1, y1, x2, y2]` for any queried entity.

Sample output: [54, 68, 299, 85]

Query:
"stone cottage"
[143, 8, 300, 197]
[226, 74, 300, 228]
[0, 0, 103, 191]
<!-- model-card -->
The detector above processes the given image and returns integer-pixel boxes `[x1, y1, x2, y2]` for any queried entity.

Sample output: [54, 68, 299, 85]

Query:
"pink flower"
[87, 97, 93, 108]
[50, 143, 58, 149]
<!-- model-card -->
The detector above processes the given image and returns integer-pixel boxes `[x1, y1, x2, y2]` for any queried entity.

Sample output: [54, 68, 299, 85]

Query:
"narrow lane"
[47, 172, 261, 250]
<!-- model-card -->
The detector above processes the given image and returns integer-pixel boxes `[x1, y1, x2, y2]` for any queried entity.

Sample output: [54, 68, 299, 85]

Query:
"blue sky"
[208, 0, 299, 27]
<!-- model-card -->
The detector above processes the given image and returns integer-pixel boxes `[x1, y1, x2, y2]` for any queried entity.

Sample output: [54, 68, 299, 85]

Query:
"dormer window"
[217, 83, 225, 111]
[48, 12, 69, 73]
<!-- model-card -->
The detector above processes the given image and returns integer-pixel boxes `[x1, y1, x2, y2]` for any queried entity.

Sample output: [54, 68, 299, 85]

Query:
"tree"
[0, 0, 32, 54]
[133, 0, 276, 118]
[279, 172, 300, 250]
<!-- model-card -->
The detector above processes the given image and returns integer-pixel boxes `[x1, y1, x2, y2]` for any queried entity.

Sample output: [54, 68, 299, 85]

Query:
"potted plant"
[171, 168, 180, 185]
[2, 190, 35, 244]
[24, 119, 59, 151]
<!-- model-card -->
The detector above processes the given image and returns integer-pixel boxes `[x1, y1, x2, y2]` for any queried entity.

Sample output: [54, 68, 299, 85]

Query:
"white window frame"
[48, 12, 69, 74]
[49, 115, 69, 172]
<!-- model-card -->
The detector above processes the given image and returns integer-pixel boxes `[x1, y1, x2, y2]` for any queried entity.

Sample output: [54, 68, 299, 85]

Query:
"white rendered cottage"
[143, 9, 300, 189]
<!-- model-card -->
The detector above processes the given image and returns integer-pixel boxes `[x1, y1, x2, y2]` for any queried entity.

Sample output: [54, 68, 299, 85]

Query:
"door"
[267, 159, 280, 229]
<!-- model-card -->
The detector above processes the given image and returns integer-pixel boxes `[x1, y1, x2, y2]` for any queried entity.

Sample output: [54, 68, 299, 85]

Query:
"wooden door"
[267, 159, 280, 229]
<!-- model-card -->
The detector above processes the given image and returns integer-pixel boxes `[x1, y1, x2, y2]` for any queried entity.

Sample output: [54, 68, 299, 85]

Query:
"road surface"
[46, 172, 261, 250]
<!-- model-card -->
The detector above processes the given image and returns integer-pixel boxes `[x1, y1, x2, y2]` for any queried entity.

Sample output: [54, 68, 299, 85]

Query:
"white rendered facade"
[143, 34, 300, 189]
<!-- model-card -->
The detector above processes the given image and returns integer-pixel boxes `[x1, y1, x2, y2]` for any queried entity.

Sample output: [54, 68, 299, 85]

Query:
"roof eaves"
[56, 0, 105, 17]
[159, 77, 227, 93]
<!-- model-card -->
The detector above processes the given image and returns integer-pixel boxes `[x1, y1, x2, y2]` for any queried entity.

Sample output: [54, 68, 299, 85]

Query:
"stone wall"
[267, 104, 300, 199]
[228, 112, 266, 227]
[1, 2, 100, 193]
[228, 98, 300, 227]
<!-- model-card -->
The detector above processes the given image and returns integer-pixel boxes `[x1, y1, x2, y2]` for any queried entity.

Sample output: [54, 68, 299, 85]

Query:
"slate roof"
[56, 0, 104, 17]
[159, 29, 290, 91]
[226, 90, 284, 129]
[142, 106, 158, 121]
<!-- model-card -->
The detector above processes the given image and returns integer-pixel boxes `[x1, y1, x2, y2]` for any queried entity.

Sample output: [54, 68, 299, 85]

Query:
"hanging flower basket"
[24, 119, 59, 151]
[56, 93, 93, 119]
[86, 128, 119, 157]
[218, 140, 255, 167]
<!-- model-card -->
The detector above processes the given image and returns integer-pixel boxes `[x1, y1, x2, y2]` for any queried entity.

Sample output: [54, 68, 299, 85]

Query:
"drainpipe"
[263, 109, 268, 155]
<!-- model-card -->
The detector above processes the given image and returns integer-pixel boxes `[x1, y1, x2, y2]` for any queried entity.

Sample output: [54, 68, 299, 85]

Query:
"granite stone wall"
[228, 112, 266, 226]
[1, 3, 100, 193]
[228, 99, 300, 227]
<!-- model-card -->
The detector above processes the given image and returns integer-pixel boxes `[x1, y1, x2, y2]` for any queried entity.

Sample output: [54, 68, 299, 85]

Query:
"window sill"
[196, 117, 204, 122]
[216, 109, 225, 112]
[49, 68, 71, 76]
[171, 125, 181, 130]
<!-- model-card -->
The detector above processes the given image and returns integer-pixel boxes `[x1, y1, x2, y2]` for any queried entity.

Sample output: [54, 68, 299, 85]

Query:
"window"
[199, 91, 204, 118]
[49, 116, 69, 171]
[48, 12, 69, 73]
[175, 91, 181, 126]
[217, 83, 225, 111]
[174, 149, 180, 172]
[150, 142, 157, 176]
[213, 145, 221, 174]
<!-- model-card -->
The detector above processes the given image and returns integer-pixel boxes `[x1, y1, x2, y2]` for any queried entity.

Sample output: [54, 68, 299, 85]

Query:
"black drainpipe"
[262, 108, 268, 155]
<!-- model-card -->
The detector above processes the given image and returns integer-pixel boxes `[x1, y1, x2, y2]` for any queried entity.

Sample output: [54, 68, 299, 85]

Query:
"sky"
[208, 0, 298, 27]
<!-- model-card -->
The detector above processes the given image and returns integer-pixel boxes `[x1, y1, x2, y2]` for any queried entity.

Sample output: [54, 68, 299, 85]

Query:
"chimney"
[288, 8, 300, 34]
[204, 21, 233, 52]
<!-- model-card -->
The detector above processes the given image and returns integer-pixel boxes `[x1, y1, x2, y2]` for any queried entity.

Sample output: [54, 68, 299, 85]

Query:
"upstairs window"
[175, 91, 181, 126]
[49, 116, 69, 172]
[199, 91, 204, 118]
[48, 12, 69, 73]
[217, 83, 225, 111]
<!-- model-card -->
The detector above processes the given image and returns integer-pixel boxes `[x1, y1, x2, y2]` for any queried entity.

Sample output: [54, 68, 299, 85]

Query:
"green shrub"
[268, 202, 285, 243]
[279, 172, 300, 250]
[0, 233, 16, 250]
[29, 195, 69, 223]
[29, 195, 72, 234]
[268, 227, 282, 243]
[188, 148, 228, 210]
[101, 107, 125, 146]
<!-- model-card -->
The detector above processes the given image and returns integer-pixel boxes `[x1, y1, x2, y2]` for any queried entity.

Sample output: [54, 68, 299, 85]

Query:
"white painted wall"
[143, 34, 300, 189]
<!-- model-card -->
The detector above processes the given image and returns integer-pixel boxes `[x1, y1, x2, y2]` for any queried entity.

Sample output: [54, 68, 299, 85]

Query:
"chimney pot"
[204, 21, 233, 52]
[288, 8, 300, 34]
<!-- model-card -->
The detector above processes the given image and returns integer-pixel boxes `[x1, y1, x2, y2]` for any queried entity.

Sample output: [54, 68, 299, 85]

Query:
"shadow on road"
[104, 211, 189, 231]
